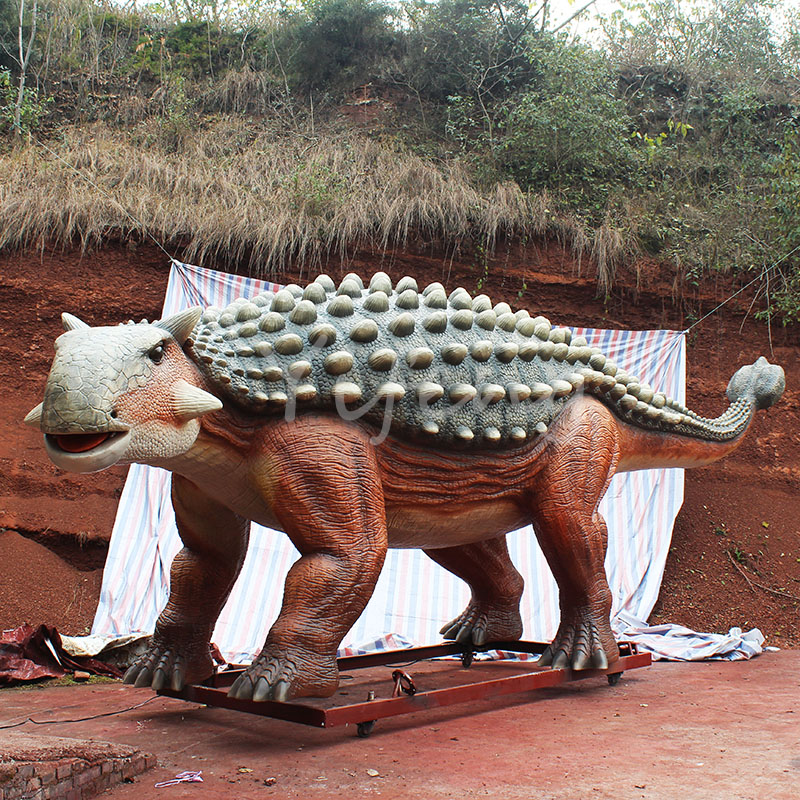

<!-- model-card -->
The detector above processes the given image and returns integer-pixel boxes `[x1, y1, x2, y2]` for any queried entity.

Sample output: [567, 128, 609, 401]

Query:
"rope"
[682, 242, 800, 335]
[21, 127, 177, 265]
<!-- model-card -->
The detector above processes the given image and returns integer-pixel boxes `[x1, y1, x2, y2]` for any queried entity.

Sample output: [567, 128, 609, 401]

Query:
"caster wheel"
[357, 721, 376, 738]
[461, 649, 474, 669]
[607, 672, 623, 686]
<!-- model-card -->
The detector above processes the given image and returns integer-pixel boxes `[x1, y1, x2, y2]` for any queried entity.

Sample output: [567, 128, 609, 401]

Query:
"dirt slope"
[1, 241, 798, 645]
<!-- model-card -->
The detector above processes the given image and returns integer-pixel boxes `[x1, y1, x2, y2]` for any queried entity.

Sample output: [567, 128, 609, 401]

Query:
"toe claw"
[455, 626, 473, 644]
[591, 649, 609, 670]
[151, 667, 167, 691]
[252, 676, 271, 703]
[537, 646, 553, 667]
[134, 668, 152, 688]
[551, 649, 571, 669]
[122, 665, 139, 685]
[441, 623, 460, 640]
[228, 675, 251, 700]
[272, 680, 291, 702]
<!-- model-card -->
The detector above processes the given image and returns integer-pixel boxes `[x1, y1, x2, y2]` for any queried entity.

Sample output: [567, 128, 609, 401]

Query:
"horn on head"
[155, 307, 203, 345]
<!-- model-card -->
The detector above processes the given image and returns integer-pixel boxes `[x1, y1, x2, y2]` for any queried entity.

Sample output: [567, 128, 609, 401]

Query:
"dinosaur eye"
[148, 343, 166, 363]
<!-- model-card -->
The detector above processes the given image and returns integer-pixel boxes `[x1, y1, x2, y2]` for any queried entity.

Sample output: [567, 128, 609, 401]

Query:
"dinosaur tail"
[613, 356, 784, 472]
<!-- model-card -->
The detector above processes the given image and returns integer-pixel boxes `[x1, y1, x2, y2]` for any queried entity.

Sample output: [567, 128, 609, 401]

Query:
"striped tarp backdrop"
[91, 261, 686, 664]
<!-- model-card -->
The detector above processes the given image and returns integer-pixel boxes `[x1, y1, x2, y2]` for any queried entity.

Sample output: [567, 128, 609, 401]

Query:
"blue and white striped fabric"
[92, 261, 686, 664]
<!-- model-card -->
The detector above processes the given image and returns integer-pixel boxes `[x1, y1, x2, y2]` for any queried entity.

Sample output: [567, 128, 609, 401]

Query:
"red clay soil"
[1, 240, 798, 646]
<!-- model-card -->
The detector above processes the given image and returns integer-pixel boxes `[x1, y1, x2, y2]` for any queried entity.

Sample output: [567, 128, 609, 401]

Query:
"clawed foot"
[440, 600, 523, 647]
[228, 649, 338, 702]
[123, 640, 214, 691]
[538, 608, 618, 671]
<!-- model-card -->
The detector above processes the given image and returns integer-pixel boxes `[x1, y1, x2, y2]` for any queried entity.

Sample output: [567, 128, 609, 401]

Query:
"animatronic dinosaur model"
[26, 272, 784, 702]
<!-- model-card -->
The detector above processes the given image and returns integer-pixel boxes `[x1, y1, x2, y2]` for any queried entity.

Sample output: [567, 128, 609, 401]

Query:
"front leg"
[124, 475, 249, 691]
[229, 417, 388, 702]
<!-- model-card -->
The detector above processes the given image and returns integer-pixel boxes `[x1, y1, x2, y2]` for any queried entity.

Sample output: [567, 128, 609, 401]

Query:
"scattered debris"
[154, 770, 203, 788]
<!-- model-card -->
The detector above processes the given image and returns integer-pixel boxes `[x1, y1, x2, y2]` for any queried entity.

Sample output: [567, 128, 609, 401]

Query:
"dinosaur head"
[25, 307, 222, 473]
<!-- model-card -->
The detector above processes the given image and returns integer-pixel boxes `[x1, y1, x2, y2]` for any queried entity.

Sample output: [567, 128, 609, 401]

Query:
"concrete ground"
[1, 651, 798, 800]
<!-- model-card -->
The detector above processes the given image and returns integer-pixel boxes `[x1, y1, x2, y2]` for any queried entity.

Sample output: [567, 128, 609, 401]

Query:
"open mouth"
[51, 432, 115, 453]
[44, 430, 131, 473]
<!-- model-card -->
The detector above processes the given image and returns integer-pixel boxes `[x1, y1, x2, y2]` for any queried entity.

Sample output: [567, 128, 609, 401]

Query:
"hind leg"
[426, 537, 524, 646]
[527, 398, 621, 670]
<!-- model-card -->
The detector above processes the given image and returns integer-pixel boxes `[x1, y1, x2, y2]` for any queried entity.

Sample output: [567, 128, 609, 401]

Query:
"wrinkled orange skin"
[126, 394, 748, 700]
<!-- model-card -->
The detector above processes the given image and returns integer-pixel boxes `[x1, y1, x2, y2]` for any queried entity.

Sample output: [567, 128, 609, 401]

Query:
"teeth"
[324, 351, 354, 375]
[289, 300, 318, 325]
[268, 290, 293, 313]
[423, 311, 448, 333]
[416, 382, 445, 404]
[350, 319, 379, 343]
[441, 343, 468, 365]
[363, 292, 389, 313]
[494, 342, 518, 363]
[308, 323, 337, 347]
[389, 312, 415, 337]
[331, 382, 362, 403]
[406, 347, 434, 369]
[327, 295, 354, 317]
[368, 348, 398, 371]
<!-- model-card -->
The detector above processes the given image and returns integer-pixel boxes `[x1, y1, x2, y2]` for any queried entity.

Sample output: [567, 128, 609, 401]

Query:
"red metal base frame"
[157, 641, 650, 734]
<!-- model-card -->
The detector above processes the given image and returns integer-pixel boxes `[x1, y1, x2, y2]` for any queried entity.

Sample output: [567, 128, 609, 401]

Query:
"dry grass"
[0, 117, 603, 278]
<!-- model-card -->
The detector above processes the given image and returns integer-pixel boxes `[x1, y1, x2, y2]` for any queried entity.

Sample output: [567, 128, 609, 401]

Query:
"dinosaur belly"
[385, 502, 528, 548]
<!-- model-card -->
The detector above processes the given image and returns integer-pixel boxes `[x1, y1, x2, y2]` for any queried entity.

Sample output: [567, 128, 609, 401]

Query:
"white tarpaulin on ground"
[92, 261, 694, 664]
